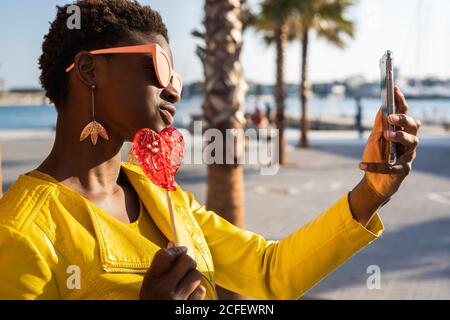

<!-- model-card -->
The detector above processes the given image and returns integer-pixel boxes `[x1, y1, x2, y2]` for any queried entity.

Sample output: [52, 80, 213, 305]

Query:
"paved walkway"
[2, 130, 450, 299]
[175, 134, 450, 299]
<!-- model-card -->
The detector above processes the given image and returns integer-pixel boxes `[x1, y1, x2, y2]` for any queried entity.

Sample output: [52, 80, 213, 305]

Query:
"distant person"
[251, 107, 268, 129]
[264, 102, 273, 126]
[243, 112, 252, 128]
[355, 97, 364, 139]
[251, 106, 268, 140]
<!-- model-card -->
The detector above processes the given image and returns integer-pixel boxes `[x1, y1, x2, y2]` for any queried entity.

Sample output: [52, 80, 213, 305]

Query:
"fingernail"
[174, 246, 188, 254]
[180, 246, 188, 253]
[359, 163, 367, 170]
[387, 130, 396, 138]
[197, 285, 206, 293]
[389, 115, 399, 123]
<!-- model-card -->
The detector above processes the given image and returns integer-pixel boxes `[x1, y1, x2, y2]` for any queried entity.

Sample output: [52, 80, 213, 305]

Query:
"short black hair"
[39, 0, 169, 106]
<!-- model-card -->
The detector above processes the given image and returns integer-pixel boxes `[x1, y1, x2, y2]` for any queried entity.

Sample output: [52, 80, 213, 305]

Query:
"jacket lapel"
[84, 162, 217, 298]
[84, 200, 158, 272]
[120, 162, 181, 245]
[85, 161, 214, 284]
[86, 162, 192, 273]
[121, 163, 216, 279]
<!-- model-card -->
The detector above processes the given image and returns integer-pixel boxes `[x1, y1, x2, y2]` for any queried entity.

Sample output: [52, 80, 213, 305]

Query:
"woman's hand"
[139, 245, 206, 300]
[349, 86, 421, 225]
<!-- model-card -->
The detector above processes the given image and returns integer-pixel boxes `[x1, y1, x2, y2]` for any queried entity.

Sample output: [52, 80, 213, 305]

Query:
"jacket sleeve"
[186, 191, 384, 299]
[0, 225, 58, 299]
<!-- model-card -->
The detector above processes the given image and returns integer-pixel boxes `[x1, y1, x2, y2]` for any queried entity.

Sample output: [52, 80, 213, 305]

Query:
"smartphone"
[379, 50, 397, 164]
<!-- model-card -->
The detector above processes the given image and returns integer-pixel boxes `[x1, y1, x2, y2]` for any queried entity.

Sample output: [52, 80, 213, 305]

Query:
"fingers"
[359, 162, 412, 175]
[147, 246, 188, 279]
[188, 285, 206, 300]
[387, 113, 421, 135]
[176, 269, 203, 299]
[394, 86, 408, 114]
[140, 246, 207, 300]
[396, 149, 417, 166]
[384, 129, 420, 150]
[165, 252, 197, 285]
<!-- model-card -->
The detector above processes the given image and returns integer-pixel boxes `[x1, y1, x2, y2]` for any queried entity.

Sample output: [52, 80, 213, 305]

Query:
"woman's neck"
[37, 111, 125, 195]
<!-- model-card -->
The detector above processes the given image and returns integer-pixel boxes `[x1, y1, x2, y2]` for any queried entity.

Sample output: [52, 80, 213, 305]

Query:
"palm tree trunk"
[299, 27, 310, 148]
[206, 164, 245, 228]
[195, 0, 247, 300]
[275, 22, 288, 165]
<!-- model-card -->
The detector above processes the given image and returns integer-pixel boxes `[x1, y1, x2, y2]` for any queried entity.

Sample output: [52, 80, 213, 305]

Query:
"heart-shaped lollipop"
[132, 126, 185, 191]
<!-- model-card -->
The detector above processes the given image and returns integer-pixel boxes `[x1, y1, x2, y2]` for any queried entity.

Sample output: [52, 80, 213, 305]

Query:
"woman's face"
[93, 33, 181, 141]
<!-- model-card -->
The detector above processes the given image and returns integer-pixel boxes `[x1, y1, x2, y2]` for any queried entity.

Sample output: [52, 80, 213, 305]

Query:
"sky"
[0, 0, 449, 89]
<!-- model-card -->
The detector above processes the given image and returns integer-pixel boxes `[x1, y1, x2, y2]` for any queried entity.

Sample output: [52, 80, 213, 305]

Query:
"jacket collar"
[25, 162, 187, 273]
[87, 161, 190, 273]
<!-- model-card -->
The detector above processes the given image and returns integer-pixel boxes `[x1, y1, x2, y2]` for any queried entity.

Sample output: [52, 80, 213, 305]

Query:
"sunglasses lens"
[171, 74, 183, 94]
[155, 46, 171, 87]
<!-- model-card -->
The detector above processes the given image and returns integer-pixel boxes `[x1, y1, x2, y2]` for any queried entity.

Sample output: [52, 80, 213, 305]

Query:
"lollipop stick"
[127, 148, 134, 165]
[166, 190, 179, 247]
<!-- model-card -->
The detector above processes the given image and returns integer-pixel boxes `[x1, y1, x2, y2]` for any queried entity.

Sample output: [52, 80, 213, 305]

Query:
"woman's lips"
[159, 105, 176, 125]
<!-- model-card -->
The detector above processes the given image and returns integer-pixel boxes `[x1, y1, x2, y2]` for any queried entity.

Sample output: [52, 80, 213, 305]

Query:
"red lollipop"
[132, 126, 185, 191]
[131, 126, 185, 245]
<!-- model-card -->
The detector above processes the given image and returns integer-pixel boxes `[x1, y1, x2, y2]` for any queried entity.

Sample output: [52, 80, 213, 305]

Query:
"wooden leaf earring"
[79, 85, 109, 145]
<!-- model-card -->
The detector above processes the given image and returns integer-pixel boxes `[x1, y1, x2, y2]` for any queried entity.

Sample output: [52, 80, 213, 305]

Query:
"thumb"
[147, 246, 187, 279]
[372, 107, 387, 136]
[362, 107, 387, 164]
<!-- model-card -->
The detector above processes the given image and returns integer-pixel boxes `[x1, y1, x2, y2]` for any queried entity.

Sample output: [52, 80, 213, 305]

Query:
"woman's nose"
[160, 85, 181, 103]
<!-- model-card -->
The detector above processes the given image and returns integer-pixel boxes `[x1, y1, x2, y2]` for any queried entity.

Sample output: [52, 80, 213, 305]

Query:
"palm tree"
[250, 0, 298, 165]
[295, 0, 356, 147]
[193, 0, 248, 300]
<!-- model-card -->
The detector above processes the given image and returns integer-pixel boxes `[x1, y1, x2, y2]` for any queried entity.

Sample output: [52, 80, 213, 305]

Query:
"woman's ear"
[73, 51, 96, 87]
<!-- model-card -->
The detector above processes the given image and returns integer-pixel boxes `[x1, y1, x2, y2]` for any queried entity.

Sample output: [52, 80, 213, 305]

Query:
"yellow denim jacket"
[0, 162, 383, 299]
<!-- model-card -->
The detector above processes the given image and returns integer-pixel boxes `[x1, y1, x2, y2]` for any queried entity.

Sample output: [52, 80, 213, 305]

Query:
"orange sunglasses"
[66, 43, 183, 94]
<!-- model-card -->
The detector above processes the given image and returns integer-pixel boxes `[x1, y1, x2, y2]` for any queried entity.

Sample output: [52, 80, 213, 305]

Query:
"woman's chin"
[155, 122, 167, 133]
[131, 119, 165, 135]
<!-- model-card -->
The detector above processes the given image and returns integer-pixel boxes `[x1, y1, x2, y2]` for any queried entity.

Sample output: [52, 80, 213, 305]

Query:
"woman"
[0, 0, 420, 300]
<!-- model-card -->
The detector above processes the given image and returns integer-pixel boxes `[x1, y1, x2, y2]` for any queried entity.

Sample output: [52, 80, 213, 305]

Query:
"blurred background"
[1, 0, 449, 299]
